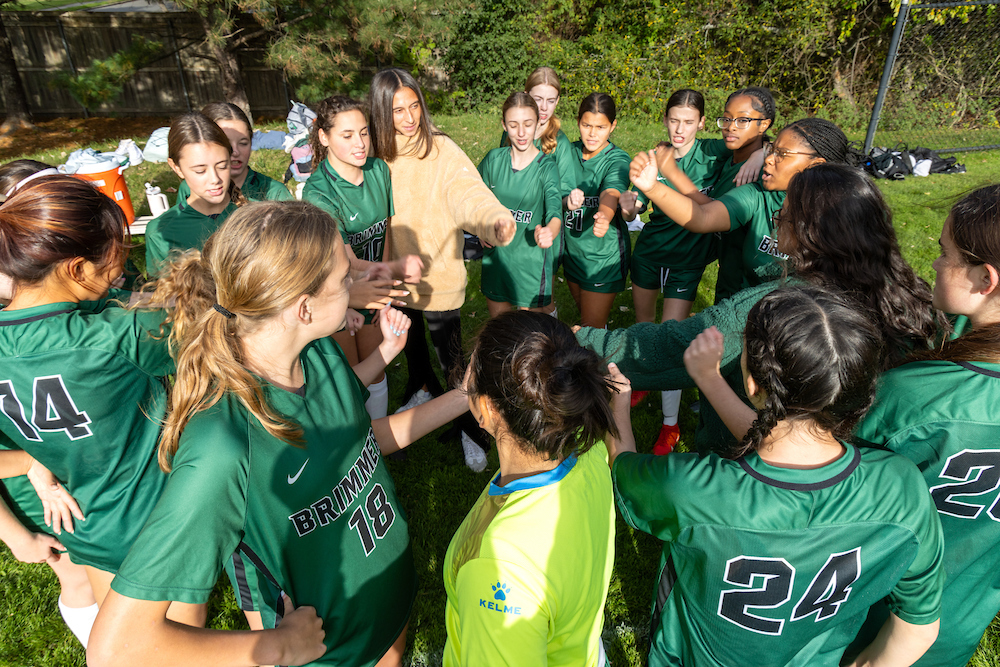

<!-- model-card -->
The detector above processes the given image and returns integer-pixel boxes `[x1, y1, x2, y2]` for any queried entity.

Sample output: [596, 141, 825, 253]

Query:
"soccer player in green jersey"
[444, 311, 617, 666]
[145, 113, 241, 276]
[479, 93, 564, 318]
[499, 67, 583, 199]
[612, 285, 944, 666]
[89, 201, 471, 667]
[631, 118, 857, 299]
[621, 89, 733, 455]
[577, 165, 940, 455]
[305, 95, 424, 421]
[850, 184, 1000, 666]
[0, 176, 205, 631]
[562, 93, 631, 329]
[176, 102, 292, 204]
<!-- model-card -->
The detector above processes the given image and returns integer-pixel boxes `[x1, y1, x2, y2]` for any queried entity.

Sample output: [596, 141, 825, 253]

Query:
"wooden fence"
[1, 10, 291, 118]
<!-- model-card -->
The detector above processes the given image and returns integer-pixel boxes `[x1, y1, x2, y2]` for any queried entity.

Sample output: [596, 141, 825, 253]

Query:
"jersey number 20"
[717, 549, 861, 635]
[0, 375, 93, 441]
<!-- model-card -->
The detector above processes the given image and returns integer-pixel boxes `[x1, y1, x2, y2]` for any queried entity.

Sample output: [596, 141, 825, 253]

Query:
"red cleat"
[630, 390, 650, 408]
[652, 423, 680, 455]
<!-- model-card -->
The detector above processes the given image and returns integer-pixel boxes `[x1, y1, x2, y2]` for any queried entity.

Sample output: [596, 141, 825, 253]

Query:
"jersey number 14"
[717, 548, 861, 635]
[0, 375, 93, 441]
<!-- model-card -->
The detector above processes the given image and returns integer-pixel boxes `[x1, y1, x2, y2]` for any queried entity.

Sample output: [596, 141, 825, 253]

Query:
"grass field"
[2, 113, 1000, 666]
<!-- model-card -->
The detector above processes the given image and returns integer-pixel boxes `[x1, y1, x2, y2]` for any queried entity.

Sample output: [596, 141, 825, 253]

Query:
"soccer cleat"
[461, 431, 488, 472]
[630, 390, 650, 408]
[394, 388, 433, 414]
[652, 423, 680, 456]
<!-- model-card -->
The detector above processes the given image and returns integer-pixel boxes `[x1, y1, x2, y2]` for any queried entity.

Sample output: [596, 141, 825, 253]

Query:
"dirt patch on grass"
[0, 117, 170, 161]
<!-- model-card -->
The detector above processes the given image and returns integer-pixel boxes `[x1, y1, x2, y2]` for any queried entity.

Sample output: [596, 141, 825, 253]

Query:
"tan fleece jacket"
[387, 133, 514, 311]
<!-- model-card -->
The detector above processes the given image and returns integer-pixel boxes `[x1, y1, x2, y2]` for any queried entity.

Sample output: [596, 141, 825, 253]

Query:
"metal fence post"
[864, 0, 911, 153]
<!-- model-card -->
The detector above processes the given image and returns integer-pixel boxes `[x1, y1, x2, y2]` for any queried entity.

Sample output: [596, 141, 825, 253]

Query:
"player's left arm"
[605, 363, 636, 465]
[352, 307, 411, 386]
[453, 558, 550, 667]
[684, 326, 755, 441]
[592, 189, 620, 239]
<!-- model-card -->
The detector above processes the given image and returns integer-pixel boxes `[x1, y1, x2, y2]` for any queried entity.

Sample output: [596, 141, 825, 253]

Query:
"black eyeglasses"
[764, 144, 820, 163]
[716, 117, 767, 130]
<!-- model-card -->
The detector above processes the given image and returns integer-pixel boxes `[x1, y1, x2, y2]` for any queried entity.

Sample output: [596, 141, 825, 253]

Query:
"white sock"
[548, 306, 558, 319]
[365, 377, 389, 420]
[58, 598, 98, 648]
[661, 390, 681, 426]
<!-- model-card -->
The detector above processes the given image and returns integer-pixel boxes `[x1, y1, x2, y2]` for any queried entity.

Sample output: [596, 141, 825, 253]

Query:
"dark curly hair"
[467, 311, 619, 461]
[782, 163, 943, 367]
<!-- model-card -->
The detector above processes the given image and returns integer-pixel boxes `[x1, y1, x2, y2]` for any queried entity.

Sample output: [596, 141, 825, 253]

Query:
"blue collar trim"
[488, 453, 578, 496]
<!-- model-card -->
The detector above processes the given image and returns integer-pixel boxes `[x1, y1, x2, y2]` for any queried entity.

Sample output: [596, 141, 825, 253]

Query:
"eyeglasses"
[716, 116, 767, 130]
[764, 144, 820, 163]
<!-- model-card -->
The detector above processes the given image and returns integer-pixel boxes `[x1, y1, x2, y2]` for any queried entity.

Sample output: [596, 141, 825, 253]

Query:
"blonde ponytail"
[144, 200, 342, 471]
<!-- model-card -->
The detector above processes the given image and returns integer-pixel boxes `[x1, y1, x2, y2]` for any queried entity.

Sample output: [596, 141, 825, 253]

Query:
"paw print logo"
[491, 582, 511, 601]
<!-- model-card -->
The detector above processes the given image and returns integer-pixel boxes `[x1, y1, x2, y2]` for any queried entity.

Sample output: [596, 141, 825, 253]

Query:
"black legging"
[399, 307, 488, 451]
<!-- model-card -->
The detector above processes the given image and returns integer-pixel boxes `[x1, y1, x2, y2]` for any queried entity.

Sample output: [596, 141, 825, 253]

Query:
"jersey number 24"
[717, 548, 861, 635]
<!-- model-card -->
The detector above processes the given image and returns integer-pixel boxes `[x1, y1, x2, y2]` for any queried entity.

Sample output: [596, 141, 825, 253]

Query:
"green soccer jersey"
[500, 128, 581, 194]
[477, 147, 563, 307]
[633, 138, 729, 272]
[443, 445, 615, 667]
[0, 298, 171, 572]
[562, 141, 632, 290]
[709, 150, 755, 304]
[717, 182, 786, 294]
[144, 199, 239, 277]
[613, 445, 944, 667]
[303, 158, 394, 263]
[177, 167, 291, 203]
[112, 337, 416, 667]
[855, 360, 1000, 667]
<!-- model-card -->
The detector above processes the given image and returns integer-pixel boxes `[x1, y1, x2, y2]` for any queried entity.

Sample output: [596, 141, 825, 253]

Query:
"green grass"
[2, 114, 1000, 666]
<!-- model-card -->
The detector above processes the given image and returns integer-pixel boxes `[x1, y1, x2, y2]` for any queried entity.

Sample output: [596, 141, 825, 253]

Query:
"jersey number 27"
[717, 548, 861, 635]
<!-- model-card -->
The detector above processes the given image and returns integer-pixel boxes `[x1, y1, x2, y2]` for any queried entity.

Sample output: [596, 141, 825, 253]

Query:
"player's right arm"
[845, 614, 939, 667]
[89, 592, 326, 667]
[631, 150, 731, 233]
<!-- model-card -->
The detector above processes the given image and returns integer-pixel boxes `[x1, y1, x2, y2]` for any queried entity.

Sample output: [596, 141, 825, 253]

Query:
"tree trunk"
[0, 11, 32, 134]
[195, 5, 253, 126]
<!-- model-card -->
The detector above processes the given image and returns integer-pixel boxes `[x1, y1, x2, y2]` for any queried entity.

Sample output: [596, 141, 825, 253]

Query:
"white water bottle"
[145, 182, 169, 217]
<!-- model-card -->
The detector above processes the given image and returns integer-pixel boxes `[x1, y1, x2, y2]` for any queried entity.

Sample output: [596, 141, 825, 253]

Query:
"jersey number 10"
[0, 376, 93, 441]
[717, 548, 861, 635]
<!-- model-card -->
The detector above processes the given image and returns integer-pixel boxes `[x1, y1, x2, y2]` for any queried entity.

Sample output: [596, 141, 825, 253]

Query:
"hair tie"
[213, 303, 236, 319]
[4, 168, 60, 199]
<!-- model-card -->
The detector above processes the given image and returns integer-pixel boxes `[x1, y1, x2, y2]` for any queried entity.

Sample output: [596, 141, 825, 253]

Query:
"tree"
[0, 6, 32, 134]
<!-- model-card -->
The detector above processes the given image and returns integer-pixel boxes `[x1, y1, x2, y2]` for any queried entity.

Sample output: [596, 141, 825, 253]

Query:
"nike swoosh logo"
[676, 288, 688, 292]
[287, 458, 310, 484]
[350, 213, 359, 221]
[594, 283, 605, 287]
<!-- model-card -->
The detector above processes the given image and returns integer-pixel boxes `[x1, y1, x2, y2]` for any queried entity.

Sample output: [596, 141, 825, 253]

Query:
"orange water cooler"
[72, 159, 135, 224]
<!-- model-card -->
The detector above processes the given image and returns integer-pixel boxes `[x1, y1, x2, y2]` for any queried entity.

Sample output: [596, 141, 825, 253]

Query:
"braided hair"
[467, 311, 619, 461]
[782, 117, 861, 166]
[739, 285, 883, 456]
[726, 87, 776, 126]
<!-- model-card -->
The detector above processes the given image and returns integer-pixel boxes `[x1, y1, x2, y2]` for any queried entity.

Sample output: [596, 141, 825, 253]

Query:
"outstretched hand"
[27, 459, 83, 535]
[377, 306, 411, 360]
[629, 150, 659, 192]
[567, 188, 585, 211]
[683, 326, 725, 386]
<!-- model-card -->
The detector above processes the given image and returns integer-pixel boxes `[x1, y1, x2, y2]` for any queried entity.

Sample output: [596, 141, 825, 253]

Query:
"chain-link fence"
[864, 0, 1000, 154]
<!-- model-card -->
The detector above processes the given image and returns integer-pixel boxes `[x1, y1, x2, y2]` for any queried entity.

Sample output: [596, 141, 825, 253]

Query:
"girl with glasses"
[578, 164, 940, 455]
